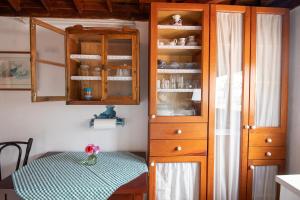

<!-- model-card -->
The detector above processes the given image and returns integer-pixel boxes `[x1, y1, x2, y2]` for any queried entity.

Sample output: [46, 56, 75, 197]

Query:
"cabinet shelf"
[157, 88, 199, 93]
[70, 54, 132, 62]
[71, 76, 132, 81]
[158, 25, 202, 30]
[157, 69, 201, 74]
[158, 45, 201, 54]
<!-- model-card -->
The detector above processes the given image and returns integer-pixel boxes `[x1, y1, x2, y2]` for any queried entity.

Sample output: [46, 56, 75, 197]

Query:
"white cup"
[169, 39, 177, 46]
[178, 38, 186, 46]
[172, 14, 182, 25]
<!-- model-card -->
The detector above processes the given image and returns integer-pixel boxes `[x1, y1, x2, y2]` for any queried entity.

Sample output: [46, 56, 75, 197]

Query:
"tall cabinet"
[209, 5, 289, 200]
[148, 3, 209, 200]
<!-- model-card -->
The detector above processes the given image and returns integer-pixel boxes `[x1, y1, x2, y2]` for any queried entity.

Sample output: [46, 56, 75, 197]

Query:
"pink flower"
[85, 144, 101, 155]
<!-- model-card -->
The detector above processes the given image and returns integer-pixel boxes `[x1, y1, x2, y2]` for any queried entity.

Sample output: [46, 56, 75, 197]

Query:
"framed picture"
[0, 52, 31, 90]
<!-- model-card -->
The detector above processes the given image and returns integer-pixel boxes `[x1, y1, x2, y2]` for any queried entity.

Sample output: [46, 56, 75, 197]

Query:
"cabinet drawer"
[149, 140, 207, 157]
[249, 133, 286, 147]
[150, 123, 207, 140]
[249, 147, 285, 160]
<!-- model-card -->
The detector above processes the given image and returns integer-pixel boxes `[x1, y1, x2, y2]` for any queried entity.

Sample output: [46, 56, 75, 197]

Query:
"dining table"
[0, 152, 147, 200]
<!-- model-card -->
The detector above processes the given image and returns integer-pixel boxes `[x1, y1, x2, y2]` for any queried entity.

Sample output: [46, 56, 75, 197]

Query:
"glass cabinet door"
[249, 7, 289, 134]
[149, 156, 206, 200]
[150, 3, 209, 122]
[247, 160, 285, 200]
[103, 34, 138, 104]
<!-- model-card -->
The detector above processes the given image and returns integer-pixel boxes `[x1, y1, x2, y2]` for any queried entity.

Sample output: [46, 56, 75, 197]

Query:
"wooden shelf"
[157, 88, 199, 93]
[158, 25, 202, 30]
[70, 54, 132, 62]
[71, 76, 132, 81]
[157, 69, 201, 74]
[70, 54, 101, 62]
[158, 45, 201, 54]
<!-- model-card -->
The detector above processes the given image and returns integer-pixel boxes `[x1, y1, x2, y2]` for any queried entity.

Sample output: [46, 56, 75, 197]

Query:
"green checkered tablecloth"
[12, 152, 148, 200]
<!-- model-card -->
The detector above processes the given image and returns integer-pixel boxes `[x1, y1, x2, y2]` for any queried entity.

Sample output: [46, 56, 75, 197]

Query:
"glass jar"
[79, 64, 89, 76]
[83, 87, 93, 100]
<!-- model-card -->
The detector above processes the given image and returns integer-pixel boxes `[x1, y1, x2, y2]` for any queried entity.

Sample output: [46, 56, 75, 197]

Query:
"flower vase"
[82, 154, 97, 166]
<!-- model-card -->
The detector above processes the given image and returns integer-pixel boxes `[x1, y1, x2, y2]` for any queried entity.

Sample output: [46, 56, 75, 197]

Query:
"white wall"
[0, 17, 149, 178]
[287, 6, 300, 173]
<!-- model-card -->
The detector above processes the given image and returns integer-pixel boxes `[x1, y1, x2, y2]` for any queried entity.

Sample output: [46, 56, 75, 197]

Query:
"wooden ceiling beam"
[7, 0, 21, 12]
[106, 0, 113, 12]
[73, 0, 84, 14]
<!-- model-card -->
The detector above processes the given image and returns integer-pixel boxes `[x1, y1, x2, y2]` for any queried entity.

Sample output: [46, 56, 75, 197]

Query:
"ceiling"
[0, 0, 299, 20]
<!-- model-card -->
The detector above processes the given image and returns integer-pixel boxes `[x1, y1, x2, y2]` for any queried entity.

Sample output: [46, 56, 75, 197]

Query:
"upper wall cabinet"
[30, 19, 140, 105]
[149, 3, 209, 123]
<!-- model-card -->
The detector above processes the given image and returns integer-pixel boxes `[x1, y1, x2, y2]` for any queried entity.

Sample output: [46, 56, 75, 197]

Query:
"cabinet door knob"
[176, 129, 182, 134]
[150, 162, 155, 167]
[151, 115, 156, 119]
[176, 146, 182, 151]
[250, 165, 255, 170]
[265, 152, 272, 157]
[244, 125, 250, 129]
[266, 138, 273, 143]
[251, 125, 257, 130]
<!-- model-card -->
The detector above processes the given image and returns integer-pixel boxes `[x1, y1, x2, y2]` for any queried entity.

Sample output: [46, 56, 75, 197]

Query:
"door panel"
[149, 3, 209, 123]
[249, 7, 289, 134]
[247, 160, 285, 200]
[30, 18, 66, 102]
[149, 156, 206, 200]
[208, 5, 251, 200]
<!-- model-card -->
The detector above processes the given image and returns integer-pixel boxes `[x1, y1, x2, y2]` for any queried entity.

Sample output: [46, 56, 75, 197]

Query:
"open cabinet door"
[30, 18, 66, 102]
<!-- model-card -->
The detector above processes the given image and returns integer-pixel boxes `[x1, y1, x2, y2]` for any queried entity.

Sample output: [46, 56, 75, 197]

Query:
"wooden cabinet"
[208, 5, 289, 200]
[66, 26, 140, 105]
[30, 19, 140, 105]
[148, 3, 209, 200]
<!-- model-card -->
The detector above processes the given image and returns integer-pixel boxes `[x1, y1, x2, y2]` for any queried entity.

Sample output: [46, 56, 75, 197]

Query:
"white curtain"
[156, 162, 200, 200]
[214, 12, 243, 200]
[255, 14, 282, 127]
[252, 166, 278, 200]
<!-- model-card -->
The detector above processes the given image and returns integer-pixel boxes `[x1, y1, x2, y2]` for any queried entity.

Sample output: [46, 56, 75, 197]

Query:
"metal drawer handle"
[265, 152, 272, 157]
[176, 146, 182, 151]
[250, 165, 255, 170]
[266, 138, 273, 143]
[151, 115, 156, 119]
[251, 125, 257, 130]
[150, 162, 155, 167]
[176, 129, 182, 134]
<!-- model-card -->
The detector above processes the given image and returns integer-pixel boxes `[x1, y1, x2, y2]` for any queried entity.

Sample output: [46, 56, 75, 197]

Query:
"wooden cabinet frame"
[246, 160, 285, 200]
[65, 26, 140, 105]
[149, 3, 209, 123]
[149, 156, 207, 200]
[208, 5, 251, 200]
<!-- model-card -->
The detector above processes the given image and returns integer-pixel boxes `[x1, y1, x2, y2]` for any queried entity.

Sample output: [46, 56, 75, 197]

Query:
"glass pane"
[255, 14, 282, 127]
[252, 165, 278, 200]
[214, 12, 243, 200]
[106, 38, 133, 98]
[107, 69, 132, 97]
[68, 35, 103, 101]
[107, 38, 132, 67]
[36, 62, 65, 96]
[156, 10, 203, 116]
[156, 162, 200, 200]
[36, 25, 65, 64]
